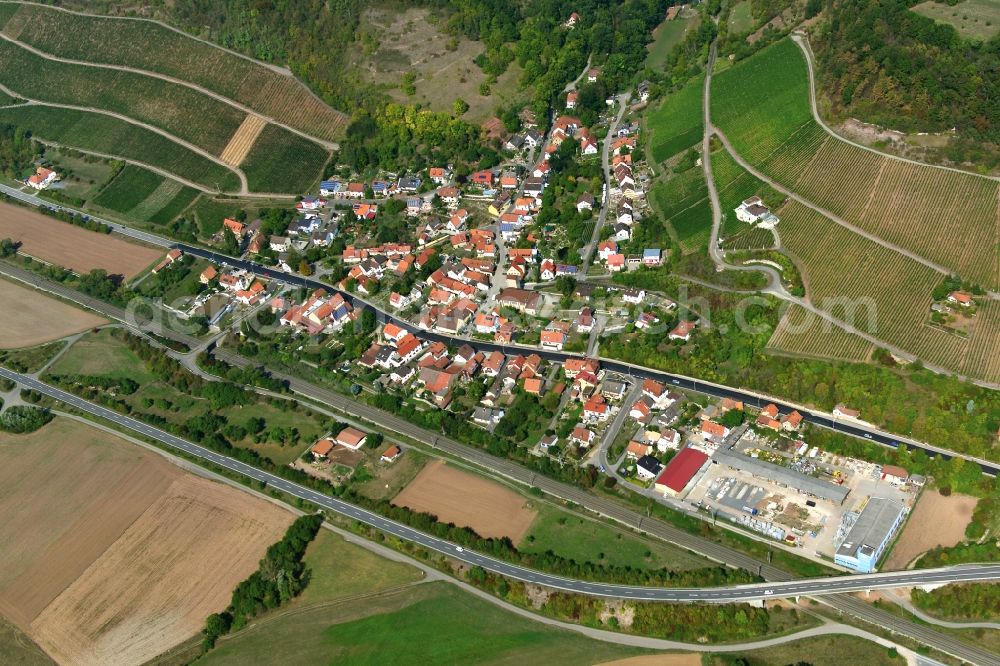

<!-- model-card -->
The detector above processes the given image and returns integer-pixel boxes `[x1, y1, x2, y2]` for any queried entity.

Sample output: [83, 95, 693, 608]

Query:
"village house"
[26, 166, 59, 190]
[735, 196, 780, 228]
[571, 426, 595, 447]
[380, 445, 403, 463]
[668, 320, 697, 341]
[310, 438, 335, 461]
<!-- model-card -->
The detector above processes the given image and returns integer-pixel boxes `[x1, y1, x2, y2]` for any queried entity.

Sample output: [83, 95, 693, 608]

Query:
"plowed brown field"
[392, 460, 537, 541]
[0, 202, 161, 278]
[0, 418, 293, 666]
[0, 278, 106, 348]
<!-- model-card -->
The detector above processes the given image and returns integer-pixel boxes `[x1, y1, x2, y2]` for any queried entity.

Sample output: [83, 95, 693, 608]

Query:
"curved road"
[1, 266, 997, 664]
[790, 32, 1000, 184]
[5, 368, 1000, 607]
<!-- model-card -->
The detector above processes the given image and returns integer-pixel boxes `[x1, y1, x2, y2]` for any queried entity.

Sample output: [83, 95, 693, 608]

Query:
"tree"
[453, 98, 470, 116]
[223, 228, 240, 255]
[298, 259, 313, 276]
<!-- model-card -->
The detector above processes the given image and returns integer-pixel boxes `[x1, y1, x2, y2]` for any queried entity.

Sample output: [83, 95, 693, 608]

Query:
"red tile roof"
[655, 448, 708, 493]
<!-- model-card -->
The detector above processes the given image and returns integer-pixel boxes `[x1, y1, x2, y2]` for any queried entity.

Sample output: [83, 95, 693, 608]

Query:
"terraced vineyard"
[91, 165, 199, 224]
[0, 38, 245, 155]
[651, 166, 712, 252]
[647, 73, 704, 163]
[777, 201, 1000, 383]
[712, 149, 783, 249]
[240, 124, 329, 194]
[0, 105, 240, 191]
[712, 38, 1000, 290]
[767, 304, 874, 363]
[0, 2, 348, 141]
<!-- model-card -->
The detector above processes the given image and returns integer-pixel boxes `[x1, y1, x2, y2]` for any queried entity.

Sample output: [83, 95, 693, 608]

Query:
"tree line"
[201, 513, 324, 652]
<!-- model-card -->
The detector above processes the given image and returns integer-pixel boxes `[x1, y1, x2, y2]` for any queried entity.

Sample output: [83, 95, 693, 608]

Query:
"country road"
[790, 32, 1000, 184]
[2, 258, 999, 663]
[3, 369, 999, 665]
[580, 91, 631, 268]
[4, 180, 1000, 462]
[0, 31, 338, 152]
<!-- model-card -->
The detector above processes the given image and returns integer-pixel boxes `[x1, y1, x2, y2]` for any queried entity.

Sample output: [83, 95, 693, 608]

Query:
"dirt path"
[790, 32, 999, 184]
[0, 32, 337, 151]
[9, 99, 250, 193]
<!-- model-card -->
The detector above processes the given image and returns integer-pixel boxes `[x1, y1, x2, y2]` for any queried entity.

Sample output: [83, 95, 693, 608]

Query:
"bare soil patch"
[598, 655, 701, 666]
[0, 278, 105, 348]
[0, 201, 161, 278]
[30, 474, 291, 666]
[884, 489, 978, 570]
[392, 459, 537, 541]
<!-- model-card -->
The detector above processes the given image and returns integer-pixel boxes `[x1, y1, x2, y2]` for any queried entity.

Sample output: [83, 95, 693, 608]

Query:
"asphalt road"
[2, 182, 995, 475]
[6, 367, 1000, 608]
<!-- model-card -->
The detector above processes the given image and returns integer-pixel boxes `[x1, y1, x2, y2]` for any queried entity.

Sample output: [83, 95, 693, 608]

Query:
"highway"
[2, 181, 996, 476]
[6, 367, 1000, 606]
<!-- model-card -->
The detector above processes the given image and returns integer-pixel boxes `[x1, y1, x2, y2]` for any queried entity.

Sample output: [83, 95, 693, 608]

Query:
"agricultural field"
[651, 166, 711, 252]
[647, 73, 704, 163]
[0, 38, 245, 156]
[766, 304, 874, 363]
[239, 123, 329, 194]
[884, 489, 977, 570]
[776, 200, 1000, 382]
[0, 418, 293, 666]
[520, 505, 710, 571]
[646, 8, 701, 71]
[712, 148, 784, 242]
[0, 278, 105, 348]
[705, 634, 905, 666]
[349, 6, 524, 122]
[392, 460, 538, 541]
[0, 105, 241, 191]
[0, 2, 348, 141]
[0, 201, 162, 278]
[200, 581, 643, 666]
[92, 164, 164, 214]
[90, 164, 199, 225]
[711, 38, 1000, 289]
[219, 114, 266, 167]
[910, 0, 1000, 41]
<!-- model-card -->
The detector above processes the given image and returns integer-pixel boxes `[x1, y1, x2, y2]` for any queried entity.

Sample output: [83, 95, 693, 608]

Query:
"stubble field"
[0, 418, 292, 666]
[0, 201, 162, 278]
[392, 460, 538, 541]
[0, 278, 105, 348]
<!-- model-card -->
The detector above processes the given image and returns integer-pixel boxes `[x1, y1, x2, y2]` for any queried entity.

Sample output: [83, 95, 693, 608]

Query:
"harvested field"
[0, 418, 293, 666]
[392, 460, 537, 541]
[0, 278, 105, 348]
[0, 201, 161, 278]
[30, 474, 291, 666]
[220, 114, 266, 167]
[884, 490, 978, 570]
[599, 656, 700, 666]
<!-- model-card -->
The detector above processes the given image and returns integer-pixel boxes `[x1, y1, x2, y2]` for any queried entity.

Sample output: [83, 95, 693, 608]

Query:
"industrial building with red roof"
[654, 447, 709, 496]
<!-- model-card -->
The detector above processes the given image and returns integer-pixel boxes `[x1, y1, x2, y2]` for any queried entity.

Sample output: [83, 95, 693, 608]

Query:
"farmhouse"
[948, 290, 973, 307]
[498, 288, 541, 315]
[26, 166, 59, 190]
[381, 445, 403, 463]
[734, 196, 780, 229]
[335, 427, 367, 451]
[310, 438, 335, 461]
